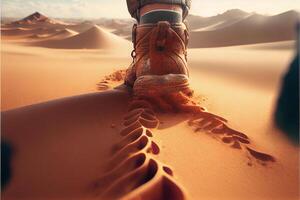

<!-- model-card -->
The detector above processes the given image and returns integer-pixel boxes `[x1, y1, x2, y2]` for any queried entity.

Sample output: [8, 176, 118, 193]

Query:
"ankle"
[139, 3, 183, 24]
[140, 3, 183, 16]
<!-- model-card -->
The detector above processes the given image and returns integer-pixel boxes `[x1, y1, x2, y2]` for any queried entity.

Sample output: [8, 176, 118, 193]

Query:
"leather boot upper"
[125, 21, 189, 86]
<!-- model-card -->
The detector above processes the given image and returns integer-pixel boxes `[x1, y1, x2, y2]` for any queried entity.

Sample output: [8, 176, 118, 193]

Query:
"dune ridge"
[90, 97, 186, 200]
[12, 12, 68, 25]
[187, 9, 251, 31]
[1, 27, 59, 37]
[189, 10, 299, 48]
[14, 12, 50, 24]
[23, 29, 77, 41]
[32, 25, 130, 49]
[46, 28, 78, 40]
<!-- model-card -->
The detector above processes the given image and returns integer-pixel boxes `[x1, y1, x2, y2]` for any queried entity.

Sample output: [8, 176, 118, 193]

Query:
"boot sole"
[133, 74, 192, 96]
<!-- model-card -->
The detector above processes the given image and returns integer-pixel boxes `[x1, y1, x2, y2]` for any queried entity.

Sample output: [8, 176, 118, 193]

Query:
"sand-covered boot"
[125, 21, 192, 98]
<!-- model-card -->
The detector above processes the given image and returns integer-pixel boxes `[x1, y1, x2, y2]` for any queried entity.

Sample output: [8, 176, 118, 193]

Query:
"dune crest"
[12, 12, 68, 25]
[2, 27, 58, 37]
[46, 28, 78, 39]
[189, 10, 299, 48]
[14, 12, 49, 24]
[24, 29, 78, 41]
[187, 9, 251, 32]
[32, 25, 130, 49]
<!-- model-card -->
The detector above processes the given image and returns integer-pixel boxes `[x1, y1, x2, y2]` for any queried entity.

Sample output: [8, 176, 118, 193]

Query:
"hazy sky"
[2, 0, 300, 19]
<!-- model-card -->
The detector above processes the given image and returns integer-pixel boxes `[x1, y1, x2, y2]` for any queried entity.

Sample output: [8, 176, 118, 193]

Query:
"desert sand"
[1, 11, 299, 200]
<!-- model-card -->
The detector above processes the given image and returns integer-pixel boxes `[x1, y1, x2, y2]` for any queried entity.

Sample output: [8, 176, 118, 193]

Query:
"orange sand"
[1, 12, 299, 200]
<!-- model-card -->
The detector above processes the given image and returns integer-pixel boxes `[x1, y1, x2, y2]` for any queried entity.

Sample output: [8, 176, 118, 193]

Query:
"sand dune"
[12, 12, 68, 25]
[3, 10, 298, 47]
[2, 12, 70, 35]
[187, 9, 251, 31]
[96, 18, 134, 39]
[243, 40, 296, 50]
[1, 91, 131, 199]
[26, 34, 54, 40]
[2, 83, 298, 199]
[189, 10, 299, 48]
[31, 25, 130, 49]
[1, 89, 189, 200]
[24, 29, 77, 41]
[66, 21, 96, 33]
[1, 27, 35, 36]
[13, 12, 50, 24]
[46, 28, 78, 40]
[1, 27, 60, 40]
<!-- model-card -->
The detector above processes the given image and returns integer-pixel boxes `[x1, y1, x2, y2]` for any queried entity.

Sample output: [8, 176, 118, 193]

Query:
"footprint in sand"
[188, 111, 276, 166]
[90, 99, 186, 200]
[92, 71, 276, 200]
[130, 92, 276, 167]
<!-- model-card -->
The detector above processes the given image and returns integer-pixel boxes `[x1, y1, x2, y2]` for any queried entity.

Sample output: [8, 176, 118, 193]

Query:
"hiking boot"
[125, 21, 191, 96]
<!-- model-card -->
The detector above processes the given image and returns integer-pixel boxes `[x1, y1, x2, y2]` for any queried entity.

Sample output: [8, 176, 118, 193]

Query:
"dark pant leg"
[275, 54, 299, 144]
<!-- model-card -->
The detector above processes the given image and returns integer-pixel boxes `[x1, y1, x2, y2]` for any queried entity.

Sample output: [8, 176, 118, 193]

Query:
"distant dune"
[47, 28, 78, 39]
[187, 9, 251, 31]
[66, 21, 96, 33]
[26, 33, 54, 40]
[1, 27, 34, 36]
[1, 10, 298, 47]
[2, 27, 59, 37]
[32, 25, 130, 49]
[189, 10, 299, 48]
[243, 41, 296, 50]
[25, 29, 77, 41]
[96, 18, 134, 38]
[12, 12, 68, 25]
